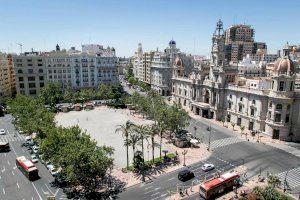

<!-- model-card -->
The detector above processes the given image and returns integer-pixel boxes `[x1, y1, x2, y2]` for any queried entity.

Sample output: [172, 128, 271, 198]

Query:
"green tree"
[115, 120, 134, 169]
[240, 125, 245, 136]
[39, 81, 63, 109]
[133, 124, 150, 162]
[149, 125, 159, 163]
[80, 89, 94, 102]
[231, 122, 236, 130]
[41, 126, 114, 192]
[127, 132, 141, 163]
[267, 175, 281, 188]
[63, 86, 75, 103]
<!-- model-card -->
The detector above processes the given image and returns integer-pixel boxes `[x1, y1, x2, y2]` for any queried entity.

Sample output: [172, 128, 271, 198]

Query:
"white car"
[47, 164, 59, 176]
[201, 163, 215, 172]
[32, 145, 39, 153]
[0, 129, 6, 135]
[31, 155, 39, 163]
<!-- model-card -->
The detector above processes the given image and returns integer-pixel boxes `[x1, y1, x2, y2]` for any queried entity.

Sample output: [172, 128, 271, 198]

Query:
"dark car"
[178, 169, 194, 182]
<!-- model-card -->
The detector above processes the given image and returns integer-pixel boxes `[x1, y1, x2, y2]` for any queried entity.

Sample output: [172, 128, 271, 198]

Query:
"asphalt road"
[0, 115, 67, 200]
[118, 117, 300, 200]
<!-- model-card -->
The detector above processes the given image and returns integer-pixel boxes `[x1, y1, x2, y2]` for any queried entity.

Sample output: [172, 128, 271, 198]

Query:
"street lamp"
[207, 125, 212, 151]
[182, 150, 188, 166]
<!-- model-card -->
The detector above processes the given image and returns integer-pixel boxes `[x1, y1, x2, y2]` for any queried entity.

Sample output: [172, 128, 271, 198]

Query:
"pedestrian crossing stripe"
[210, 137, 243, 150]
[0, 134, 25, 143]
[276, 167, 300, 189]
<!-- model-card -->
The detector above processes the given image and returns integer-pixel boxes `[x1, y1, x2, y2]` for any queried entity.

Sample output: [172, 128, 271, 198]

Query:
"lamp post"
[193, 126, 197, 138]
[182, 150, 188, 166]
[207, 125, 212, 151]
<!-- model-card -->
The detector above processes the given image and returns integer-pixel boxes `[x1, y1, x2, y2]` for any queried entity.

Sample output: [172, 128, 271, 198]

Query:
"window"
[28, 77, 35, 81]
[19, 77, 24, 82]
[28, 83, 36, 88]
[229, 94, 232, 99]
[287, 104, 291, 110]
[279, 81, 284, 91]
[17, 69, 23, 74]
[20, 90, 25, 95]
[275, 114, 281, 122]
[48, 69, 52, 73]
[290, 81, 294, 91]
[29, 90, 36, 95]
[252, 100, 256, 104]
[28, 69, 33, 73]
[228, 102, 232, 109]
[268, 111, 271, 119]
[27, 59, 32, 62]
[40, 82, 44, 87]
[39, 69, 43, 73]
[276, 104, 282, 110]
[269, 102, 272, 108]
[38, 64, 43, 66]
[285, 114, 290, 123]
[239, 105, 243, 112]
[240, 97, 243, 101]
[39, 76, 44, 81]
[251, 108, 255, 116]
[237, 118, 242, 126]
[19, 83, 24, 88]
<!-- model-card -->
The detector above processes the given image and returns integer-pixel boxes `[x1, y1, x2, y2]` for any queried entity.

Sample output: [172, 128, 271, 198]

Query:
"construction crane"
[16, 43, 23, 54]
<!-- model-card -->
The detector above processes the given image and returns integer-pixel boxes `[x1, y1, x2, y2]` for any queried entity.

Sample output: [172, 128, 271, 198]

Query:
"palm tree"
[115, 120, 134, 169]
[127, 133, 141, 163]
[133, 124, 150, 162]
[149, 125, 159, 163]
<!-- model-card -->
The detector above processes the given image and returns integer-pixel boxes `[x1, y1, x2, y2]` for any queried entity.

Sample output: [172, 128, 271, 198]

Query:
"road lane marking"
[3, 188, 5, 195]
[31, 182, 43, 200]
[1, 166, 5, 172]
[45, 183, 55, 195]
[144, 185, 153, 190]
[167, 177, 175, 181]
[151, 196, 161, 200]
[54, 188, 60, 196]
[145, 190, 154, 194]
[151, 192, 160, 196]
[153, 187, 161, 191]
[9, 142, 18, 156]
[7, 160, 10, 165]
[12, 171, 14, 175]
[17, 182, 20, 188]
[4, 153, 6, 157]
[160, 193, 168, 197]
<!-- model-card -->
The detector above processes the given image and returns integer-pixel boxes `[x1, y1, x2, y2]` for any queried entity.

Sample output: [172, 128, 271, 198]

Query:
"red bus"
[16, 156, 39, 181]
[199, 172, 240, 199]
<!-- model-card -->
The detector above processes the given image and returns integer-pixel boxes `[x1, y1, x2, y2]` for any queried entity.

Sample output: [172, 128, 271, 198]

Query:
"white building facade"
[172, 20, 300, 142]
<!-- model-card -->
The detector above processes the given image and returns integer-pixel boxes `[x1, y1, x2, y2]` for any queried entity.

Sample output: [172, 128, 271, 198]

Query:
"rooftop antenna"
[17, 43, 23, 54]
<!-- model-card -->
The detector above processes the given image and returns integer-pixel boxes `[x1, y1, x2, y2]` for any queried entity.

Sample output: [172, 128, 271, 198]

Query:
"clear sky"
[0, 0, 299, 57]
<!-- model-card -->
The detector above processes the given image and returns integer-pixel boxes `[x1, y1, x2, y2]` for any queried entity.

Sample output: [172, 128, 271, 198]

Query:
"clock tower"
[211, 19, 225, 67]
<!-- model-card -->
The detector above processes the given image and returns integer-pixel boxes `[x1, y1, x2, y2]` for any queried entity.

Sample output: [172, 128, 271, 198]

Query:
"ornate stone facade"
[172, 20, 300, 142]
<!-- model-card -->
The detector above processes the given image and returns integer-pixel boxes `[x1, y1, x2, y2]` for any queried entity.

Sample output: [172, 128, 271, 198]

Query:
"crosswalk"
[0, 134, 25, 143]
[210, 136, 243, 150]
[276, 167, 300, 189]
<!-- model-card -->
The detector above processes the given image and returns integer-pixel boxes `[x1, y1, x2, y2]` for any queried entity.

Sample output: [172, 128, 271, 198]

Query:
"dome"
[111, 47, 115, 51]
[273, 57, 294, 74]
[169, 39, 176, 45]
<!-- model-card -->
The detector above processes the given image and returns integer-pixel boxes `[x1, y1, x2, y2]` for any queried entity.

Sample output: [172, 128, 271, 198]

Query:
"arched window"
[276, 104, 282, 110]
[269, 101, 272, 108]
[17, 69, 23, 74]
[252, 100, 256, 104]
[240, 97, 243, 101]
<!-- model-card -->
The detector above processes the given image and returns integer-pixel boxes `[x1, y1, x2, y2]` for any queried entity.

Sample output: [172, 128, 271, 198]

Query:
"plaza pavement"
[55, 106, 166, 168]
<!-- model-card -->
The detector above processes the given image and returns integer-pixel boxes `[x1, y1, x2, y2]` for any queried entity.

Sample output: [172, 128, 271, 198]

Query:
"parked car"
[32, 145, 39, 154]
[178, 169, 194, 182]
[201, 163, 215, 172]
[31, 155, 39, 163]
[47, 164, 59, 176]
[0, 129, 6, 135]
